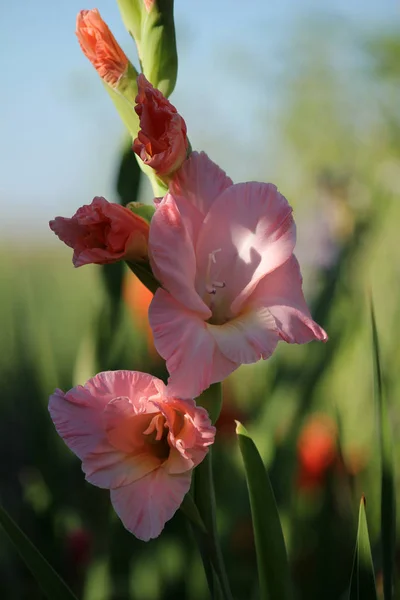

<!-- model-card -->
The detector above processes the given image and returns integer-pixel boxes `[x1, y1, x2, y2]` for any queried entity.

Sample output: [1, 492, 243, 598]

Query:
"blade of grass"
[236, 421, 293, 600]
[0, 503, 78, 600]
[349, 496, 378, 600]
[371, 300, 395, 600]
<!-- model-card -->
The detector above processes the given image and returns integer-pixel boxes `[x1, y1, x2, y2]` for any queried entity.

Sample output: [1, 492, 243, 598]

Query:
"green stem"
[197, 382, 223, 424]
[193, 382, 233, 600]
[194, 450, 233, 600]
[125, 261, 160, 294]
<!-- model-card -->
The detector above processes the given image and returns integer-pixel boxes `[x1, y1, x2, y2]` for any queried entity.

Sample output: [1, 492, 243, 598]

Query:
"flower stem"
[193, 383, 233, 600]
[194, 450, 233, 600]
[125, 260, 159, 294]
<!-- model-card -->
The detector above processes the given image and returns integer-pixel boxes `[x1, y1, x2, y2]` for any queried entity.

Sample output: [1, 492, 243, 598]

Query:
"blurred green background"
[1, 1, 400, 598]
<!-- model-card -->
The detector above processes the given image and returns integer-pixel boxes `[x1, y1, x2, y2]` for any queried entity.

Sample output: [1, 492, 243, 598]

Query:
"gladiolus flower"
[76, 9, 129, 87]
[148, 152, 328, 398]
[133, 75, 188, 177]
[49, 371, 215, 541]
[50, 197, 149, 267]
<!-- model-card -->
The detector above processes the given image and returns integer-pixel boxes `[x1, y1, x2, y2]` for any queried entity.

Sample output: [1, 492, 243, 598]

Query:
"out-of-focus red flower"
[65, 528, 92, 569]
[123, 271, 159, 358]
[296, 414, 337, 490]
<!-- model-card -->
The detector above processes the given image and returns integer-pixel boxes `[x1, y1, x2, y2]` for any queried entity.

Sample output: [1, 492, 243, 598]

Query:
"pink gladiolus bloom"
[76, 9, 129, 86]
[49, 371, 215, 541]
[50, 197, 149, 267]
[149, 152, 328, 398]
[133, 75, 188, 177]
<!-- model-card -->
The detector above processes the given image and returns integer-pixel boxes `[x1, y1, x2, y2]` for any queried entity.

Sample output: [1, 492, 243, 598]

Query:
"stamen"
[205, 249, 225, 296]
[143, 413, 165, 441]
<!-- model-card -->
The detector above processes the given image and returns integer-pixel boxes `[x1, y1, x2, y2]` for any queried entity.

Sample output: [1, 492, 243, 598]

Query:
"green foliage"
[371, 302, 396, 600]
[236, 423, 292, 600]
[0, 504, 77, 600]
[349, 497, 378, 600]
[140, 0, 177, 97]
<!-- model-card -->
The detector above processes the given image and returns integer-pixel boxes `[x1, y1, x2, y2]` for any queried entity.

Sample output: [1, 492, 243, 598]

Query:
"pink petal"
[149, 289, 216, 398]
[110, 467, 192, 540]
[49, 387, 111, 461]
[83, 449, 161, 489]
[166, 447, 194, 474]
[84, 371, 161, 411]
[154, 397, 216, 472]
[248, 255, 328, 344]
[49, 372, 165, 490]
[170, 151, 233, 217]
[211, 344, 238, 382]
[103, 398, 157, 453]
[208, 307, 279, 365]
[149, 194, 211, 319]
[195, 182, 296, 315]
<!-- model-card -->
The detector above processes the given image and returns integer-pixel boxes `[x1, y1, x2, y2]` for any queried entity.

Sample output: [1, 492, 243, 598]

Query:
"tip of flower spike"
[76, 9, 129, 87]
[143, 0, 155, 13]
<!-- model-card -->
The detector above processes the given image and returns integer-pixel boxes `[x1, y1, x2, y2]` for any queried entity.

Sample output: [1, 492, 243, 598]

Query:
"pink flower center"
[142, 413, 170, 460]
[83, 222, 111, 249]
[203, 250, 229, 326]
[205, 249, 225, 295]
[106, 409, 172, 462]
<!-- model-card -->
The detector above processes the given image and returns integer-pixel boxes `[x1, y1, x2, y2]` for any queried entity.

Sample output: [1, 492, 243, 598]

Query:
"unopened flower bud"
[76, 9, 134, 87]
[133, 74, 188, 178]
[76, 9, 139, 137]
[50, 197, 149, 267]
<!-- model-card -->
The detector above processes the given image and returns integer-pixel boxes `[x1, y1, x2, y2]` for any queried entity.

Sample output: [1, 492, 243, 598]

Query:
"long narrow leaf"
[0, 503, 78, 600]
[371, 301, 395, 600]
[236, 422, 292, 600]
[349, 496, 377, 600]
[180, 492, 207, 534]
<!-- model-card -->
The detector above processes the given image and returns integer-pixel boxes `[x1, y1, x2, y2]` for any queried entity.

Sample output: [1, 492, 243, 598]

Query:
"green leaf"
[236, 422, 293, 600]
[116, 138, 142, 207]
[349, 496, 378, 600]
[180, 492, 207, 534]
[196, 382, 222, 425]
[193, 446, 233, 600]
[371, 301, 396, 600]
[0, 503, 78, 600]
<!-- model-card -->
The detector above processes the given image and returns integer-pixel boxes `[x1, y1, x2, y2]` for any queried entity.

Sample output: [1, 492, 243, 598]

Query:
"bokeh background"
[1, 0, 400, 598]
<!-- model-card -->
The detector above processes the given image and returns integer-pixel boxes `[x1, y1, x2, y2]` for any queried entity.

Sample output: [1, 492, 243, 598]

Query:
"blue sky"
[0, 0, 397, 241]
